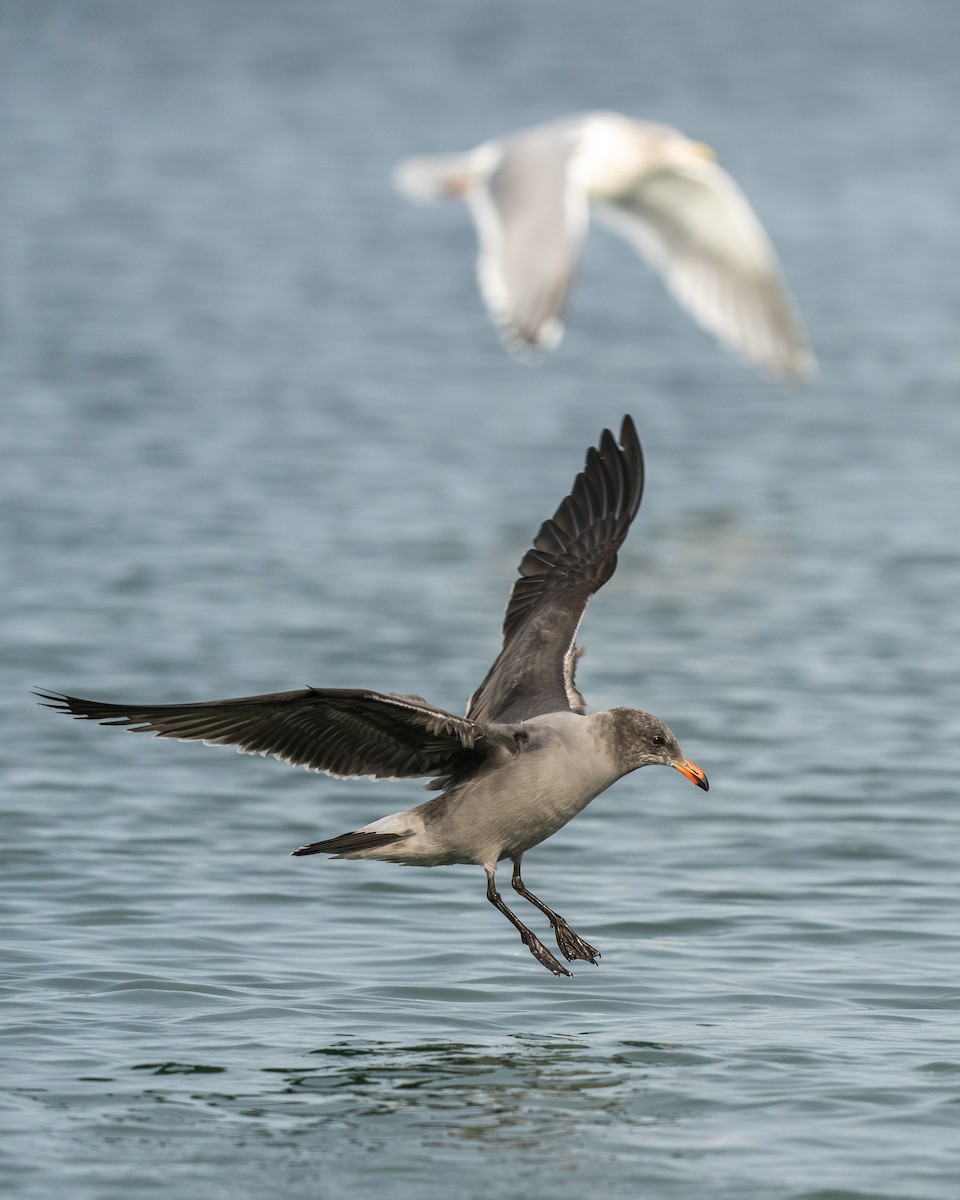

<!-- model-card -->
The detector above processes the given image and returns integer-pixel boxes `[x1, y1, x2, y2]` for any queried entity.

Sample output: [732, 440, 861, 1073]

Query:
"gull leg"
[511, 857, 600, 965]
[485, 867, 571, 977]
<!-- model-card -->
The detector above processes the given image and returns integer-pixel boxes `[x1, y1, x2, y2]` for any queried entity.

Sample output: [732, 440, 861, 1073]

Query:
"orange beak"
[672, 757, 709, 791]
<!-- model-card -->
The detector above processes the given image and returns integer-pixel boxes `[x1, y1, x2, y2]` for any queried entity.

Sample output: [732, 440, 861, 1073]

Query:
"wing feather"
[37, 687, 487, 781]
[466, 416, 643, 725]
[468, 125, 588, 351]
[595, 161, 814, 381]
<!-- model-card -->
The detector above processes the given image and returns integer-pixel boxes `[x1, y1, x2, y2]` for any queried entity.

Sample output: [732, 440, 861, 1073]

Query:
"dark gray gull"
[395, 111, 815, 381]
[38, 416, 707, 977]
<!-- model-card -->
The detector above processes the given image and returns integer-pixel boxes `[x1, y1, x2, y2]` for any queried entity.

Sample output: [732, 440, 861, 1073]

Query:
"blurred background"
[3, 2, 959, 1198]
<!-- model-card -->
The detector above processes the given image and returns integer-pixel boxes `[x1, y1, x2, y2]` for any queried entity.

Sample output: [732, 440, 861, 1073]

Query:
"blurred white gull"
[395, 111, 814, 381]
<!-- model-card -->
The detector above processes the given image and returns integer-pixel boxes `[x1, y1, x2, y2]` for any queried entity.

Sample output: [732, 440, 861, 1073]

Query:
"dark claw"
[522, 930, 572, 977]
[554, 921, 600, 965]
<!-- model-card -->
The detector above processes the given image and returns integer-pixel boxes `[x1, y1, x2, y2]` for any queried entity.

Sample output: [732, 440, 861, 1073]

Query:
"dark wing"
[37, 687, 489, 781]
[466, 415, 643, 725]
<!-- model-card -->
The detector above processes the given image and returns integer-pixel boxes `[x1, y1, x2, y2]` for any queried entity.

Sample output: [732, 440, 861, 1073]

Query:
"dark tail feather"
[291, 830, 408, 857]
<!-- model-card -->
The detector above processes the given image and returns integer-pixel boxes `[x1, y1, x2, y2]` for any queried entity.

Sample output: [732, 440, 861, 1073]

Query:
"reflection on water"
[22, 1024, 954, 1200]
[63, 1038, 704, 1170]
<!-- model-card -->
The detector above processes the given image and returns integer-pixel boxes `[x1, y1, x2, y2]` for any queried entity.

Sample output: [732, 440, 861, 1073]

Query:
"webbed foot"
[553, 920, 600, 965]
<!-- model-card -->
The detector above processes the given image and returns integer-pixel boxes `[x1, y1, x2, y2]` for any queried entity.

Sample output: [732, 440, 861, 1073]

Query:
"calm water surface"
[3, 2, 960, 1198]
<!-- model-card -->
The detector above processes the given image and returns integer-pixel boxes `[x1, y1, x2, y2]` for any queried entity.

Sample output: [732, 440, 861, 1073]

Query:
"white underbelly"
[419, 717, 621, 865]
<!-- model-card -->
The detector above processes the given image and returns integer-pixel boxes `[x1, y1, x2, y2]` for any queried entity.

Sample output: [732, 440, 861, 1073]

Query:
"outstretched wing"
[466, 415, 643, 725]
[468, 123, 588, 352]
[594, 160, 814, 381]
[37, 687, 488, 781]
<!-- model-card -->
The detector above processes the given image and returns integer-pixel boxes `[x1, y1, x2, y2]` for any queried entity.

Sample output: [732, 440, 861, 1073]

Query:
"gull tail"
[291, 830, 409, 858]
[393, 153, 477, 202]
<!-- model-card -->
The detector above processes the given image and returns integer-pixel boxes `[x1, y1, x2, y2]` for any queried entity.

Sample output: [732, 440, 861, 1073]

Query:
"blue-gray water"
[3, 2, 960, 1197]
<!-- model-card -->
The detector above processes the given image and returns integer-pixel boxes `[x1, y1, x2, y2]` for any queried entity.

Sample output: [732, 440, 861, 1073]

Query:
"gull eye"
[651, 734, 666, 748]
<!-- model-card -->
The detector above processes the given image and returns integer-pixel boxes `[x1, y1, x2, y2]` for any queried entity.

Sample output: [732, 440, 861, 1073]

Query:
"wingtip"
[777, 349, 818, 386]
[618, 413, 640, 452]
[498, 315, 565, 359]
[608, 414, 644, 518]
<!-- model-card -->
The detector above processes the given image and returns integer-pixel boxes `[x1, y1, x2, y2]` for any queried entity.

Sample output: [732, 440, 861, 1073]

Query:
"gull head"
[609, 707, 709, 790]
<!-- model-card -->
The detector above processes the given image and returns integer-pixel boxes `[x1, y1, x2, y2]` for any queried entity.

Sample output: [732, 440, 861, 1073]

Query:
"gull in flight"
[395, 111, 814, 380]
[39, 416, 707, 977]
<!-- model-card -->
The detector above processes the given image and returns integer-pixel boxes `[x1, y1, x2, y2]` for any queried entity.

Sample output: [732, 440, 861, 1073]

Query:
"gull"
[395, 111, 814, 381]
[38, 416, 707, 977]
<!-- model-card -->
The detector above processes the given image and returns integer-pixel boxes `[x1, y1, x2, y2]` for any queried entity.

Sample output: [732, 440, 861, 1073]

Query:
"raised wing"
[37, 687, 488, 781]
[466, 415, 643, 726]
[469, 125, 588, 352]
[595, 161, 815, 381]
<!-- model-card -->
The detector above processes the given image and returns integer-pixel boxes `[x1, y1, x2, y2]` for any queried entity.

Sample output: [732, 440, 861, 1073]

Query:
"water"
[3, 1, 960, 1197]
